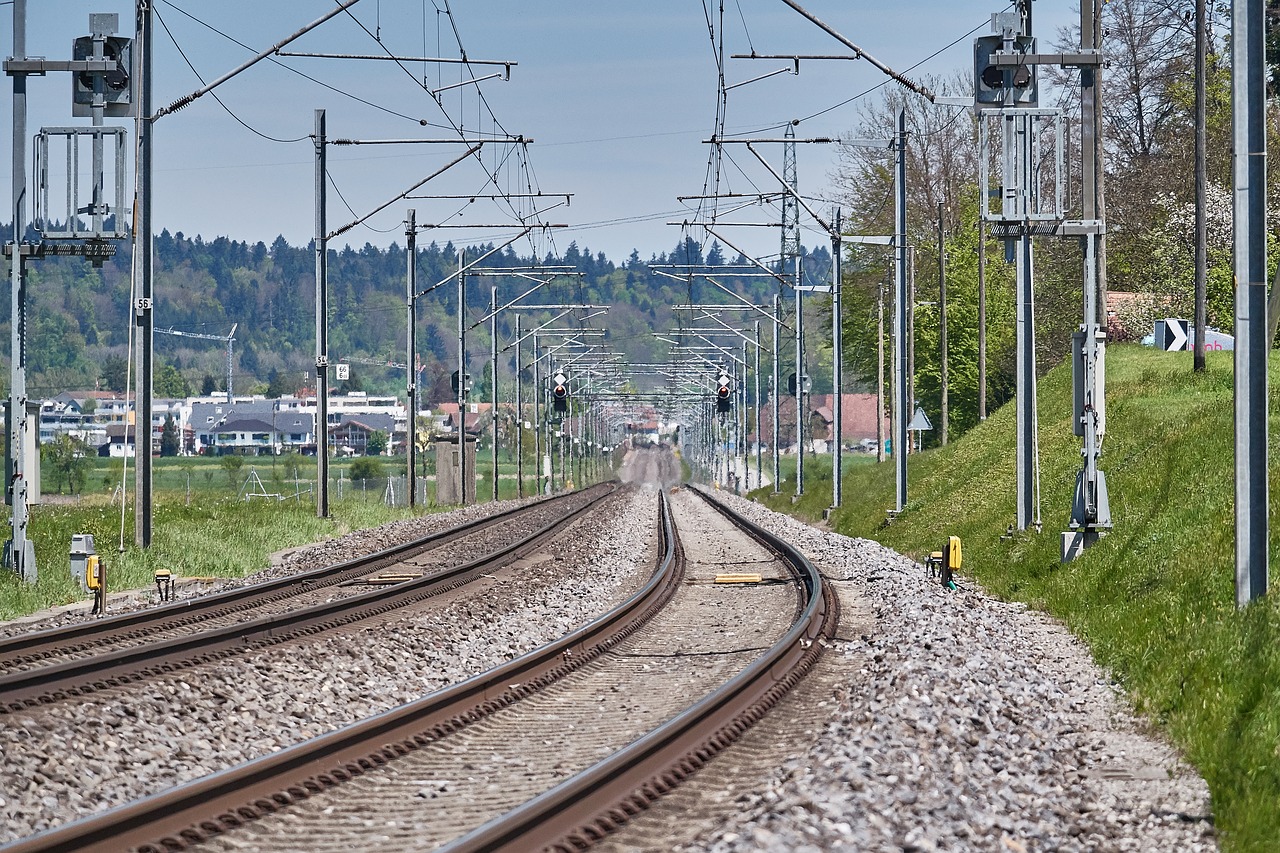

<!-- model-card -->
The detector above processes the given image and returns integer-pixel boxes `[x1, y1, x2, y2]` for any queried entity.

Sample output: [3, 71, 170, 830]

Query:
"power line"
[153, 5, 309, 144]
[157, 0, 437, 127]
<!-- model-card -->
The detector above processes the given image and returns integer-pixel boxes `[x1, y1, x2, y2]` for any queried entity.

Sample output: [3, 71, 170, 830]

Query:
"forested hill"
[10, 227, 831, 403]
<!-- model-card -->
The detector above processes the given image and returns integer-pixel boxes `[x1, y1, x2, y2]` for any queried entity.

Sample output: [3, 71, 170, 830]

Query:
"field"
[0, 452, 598, 621]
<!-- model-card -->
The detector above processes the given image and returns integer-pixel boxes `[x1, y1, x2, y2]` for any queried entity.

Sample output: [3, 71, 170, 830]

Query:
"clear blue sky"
[2, 1, 1078, 264]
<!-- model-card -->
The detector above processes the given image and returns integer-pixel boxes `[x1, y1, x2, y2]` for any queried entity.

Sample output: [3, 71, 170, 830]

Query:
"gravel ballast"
[0, 487, 657, 843]
[681, 490, 1216, 852]
[0, 477, 1220, 850]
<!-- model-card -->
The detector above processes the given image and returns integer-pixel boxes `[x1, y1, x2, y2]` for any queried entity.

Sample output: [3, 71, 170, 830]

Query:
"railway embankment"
[752, 343, 1278, 851]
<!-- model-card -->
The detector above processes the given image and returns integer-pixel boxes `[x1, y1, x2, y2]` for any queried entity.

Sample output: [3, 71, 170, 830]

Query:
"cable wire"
[157, 0, 438, 127]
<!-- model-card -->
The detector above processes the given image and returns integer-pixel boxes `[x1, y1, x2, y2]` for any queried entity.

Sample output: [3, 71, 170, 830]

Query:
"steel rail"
[0, 490, 680, 853]
[0, 485, 604, 667]
[0, 484, 617, 712]
[438, 486, 839, 852]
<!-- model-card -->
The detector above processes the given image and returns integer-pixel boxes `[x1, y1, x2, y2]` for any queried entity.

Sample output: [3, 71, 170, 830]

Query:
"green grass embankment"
[753, 344, 1280, 852]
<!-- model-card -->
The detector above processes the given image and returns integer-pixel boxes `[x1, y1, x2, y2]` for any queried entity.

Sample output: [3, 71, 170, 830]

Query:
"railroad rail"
[1, 486, 838, 853]
[439, 486, 839, 852]
[0, 483, 615, 713]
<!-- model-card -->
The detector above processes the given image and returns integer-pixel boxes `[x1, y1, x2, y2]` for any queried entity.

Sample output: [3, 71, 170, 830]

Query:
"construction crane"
[344, 355, 408, 371]
[155, 323, 237, 402]
[339, 354, 426, 388]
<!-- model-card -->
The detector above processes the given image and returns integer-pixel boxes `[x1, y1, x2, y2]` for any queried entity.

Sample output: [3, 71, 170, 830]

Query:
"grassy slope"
[754, 344, 1280, 852]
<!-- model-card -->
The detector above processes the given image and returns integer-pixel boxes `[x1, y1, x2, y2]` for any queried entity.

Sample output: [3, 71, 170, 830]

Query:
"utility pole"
[457, 247, 468, 505]
[1194, 0, 1207, 373]
[781, 124, 801, 261]
[978, 219, 987, 420]
[405, 208, 417, 507]
[877, 282, 886, 464]
[781, 123, 803, 498]
[7, 0, 34, 579]
[893, 105, 908, 513]
[1234, 0, 1268, 604]
[938, 202, 948, 446]
[1065, 0, 1112, 556]
[533, 335, 542, 495]
[831, 208, 843, 507]
[314, 109, 330, 518]
[794, 258, 804, 498]
[754, 319, 762, 490]
[135, 1, 154, 547]
[1012, 107, 1038, 532]
[740, 339, 748, 493]
[4, 8, 133, 571]
[490, 284, 499, 502]
[772, 293, 781, 493]
[515, 314, 523, 497]
[908, 245, 915, 425]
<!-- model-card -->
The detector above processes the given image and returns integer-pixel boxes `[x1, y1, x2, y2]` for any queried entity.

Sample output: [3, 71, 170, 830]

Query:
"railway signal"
[552, 370, 569, 413]
[715, 372, 733, 414]
[973, 31, 1037, 107]
[72, 30, 133, 117]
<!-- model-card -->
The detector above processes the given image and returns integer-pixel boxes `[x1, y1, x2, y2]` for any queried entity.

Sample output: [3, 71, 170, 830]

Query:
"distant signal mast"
[155, 323, 237, 402]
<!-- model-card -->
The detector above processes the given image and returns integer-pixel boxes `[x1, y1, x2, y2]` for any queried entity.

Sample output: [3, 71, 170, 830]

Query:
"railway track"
[1, 486, 838, 853]
[0, 483, 615, 713]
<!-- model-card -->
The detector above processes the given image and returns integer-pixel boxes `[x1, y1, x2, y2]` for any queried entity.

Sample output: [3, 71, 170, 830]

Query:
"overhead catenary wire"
[153, 5, 310, 144]
[720, 5, 1007, 138]
[336, 0, 559, 259]
[156, 0, 433, 127]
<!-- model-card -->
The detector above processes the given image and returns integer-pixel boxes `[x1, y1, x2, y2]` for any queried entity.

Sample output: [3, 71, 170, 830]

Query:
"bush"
[349, 457, 384, 482]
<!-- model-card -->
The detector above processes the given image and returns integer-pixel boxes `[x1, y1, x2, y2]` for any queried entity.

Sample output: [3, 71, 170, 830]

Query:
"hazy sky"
[2, 1, 1079, 264]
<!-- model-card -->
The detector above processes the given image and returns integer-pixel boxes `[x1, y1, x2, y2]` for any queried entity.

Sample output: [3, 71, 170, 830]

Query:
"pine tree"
[160, 414, 181, 457]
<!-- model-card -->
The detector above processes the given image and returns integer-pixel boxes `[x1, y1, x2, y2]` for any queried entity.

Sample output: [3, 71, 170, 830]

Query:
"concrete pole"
[490, 285, 499, 502]
[1234, 0, 1268, 604]
[978, 219, 987, 420]
[1013, 113, 1038, 531]
[877, 282, 886, 464]
[893, 106, 908, 512]
[135, 0, 154, 546]
[938, 201, 948, 446]
[405, 209, 416, 508]
[754, 320, 762, 490]
[831, 209, 843, 507]
[771, 293, 781, 493]
[908, 245, 915, 434]
[515, 314, 523, 497]
[533, 337, 542, 495]
[314, 109, 329, 518]
[456, 247, 467, 505]
[740, 340, 748, 493]
[794, 262, 804, 498]
[1194, 0, 1207, 373]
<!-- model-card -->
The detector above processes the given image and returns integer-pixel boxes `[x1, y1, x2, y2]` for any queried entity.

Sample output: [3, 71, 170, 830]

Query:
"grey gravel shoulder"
[681, 490, 1215, 853]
